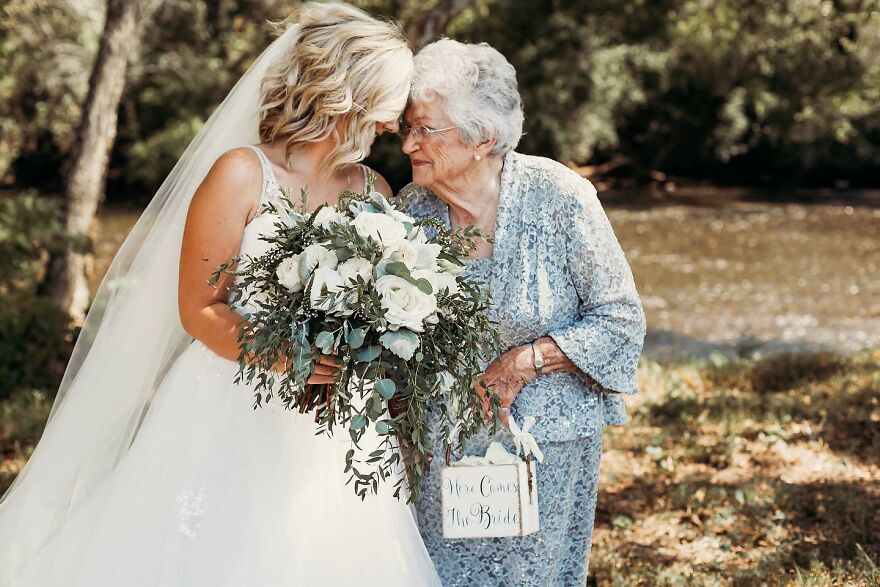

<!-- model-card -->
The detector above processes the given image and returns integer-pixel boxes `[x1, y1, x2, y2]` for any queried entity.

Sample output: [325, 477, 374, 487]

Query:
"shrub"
[0, 191, 75, 399]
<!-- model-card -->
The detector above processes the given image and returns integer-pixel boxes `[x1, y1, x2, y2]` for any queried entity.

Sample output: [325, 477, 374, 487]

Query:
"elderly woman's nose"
[401, 131, 418, 154]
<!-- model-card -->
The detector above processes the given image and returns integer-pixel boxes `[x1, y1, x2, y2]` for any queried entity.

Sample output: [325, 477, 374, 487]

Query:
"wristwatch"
[530, 341, 544, 376]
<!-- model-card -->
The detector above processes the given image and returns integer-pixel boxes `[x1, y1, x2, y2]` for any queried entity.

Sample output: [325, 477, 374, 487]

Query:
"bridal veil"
[0, 22, 300, 581]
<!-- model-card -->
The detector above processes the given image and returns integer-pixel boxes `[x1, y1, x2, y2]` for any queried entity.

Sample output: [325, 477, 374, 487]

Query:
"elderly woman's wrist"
[513, 344, 538, 381]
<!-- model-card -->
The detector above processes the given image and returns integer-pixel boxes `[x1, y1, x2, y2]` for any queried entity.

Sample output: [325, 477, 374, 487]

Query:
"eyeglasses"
[397, 122, 459, 141]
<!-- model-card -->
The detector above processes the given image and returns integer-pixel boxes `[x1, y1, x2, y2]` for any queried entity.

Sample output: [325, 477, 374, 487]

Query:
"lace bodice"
[232, 146, 372, 309]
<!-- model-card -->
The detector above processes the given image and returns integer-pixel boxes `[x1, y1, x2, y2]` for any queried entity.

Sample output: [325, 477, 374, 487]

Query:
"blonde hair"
[259, 3, 413, 175]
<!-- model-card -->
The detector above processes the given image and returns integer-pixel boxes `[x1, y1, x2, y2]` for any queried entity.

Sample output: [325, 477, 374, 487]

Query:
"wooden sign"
[440, 460, 540, 539]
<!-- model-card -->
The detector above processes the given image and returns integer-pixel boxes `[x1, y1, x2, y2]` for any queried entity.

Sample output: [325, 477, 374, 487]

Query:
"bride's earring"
[474, 154, 482, 161]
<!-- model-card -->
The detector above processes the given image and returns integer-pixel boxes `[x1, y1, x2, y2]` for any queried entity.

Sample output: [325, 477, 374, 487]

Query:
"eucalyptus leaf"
[315, 331, 334, 352]
[379, 329, 420, 361]
[375, 379, 396, 399]
[347, 327, 366, 349]
[355, 345, 382, 362]
[384, 261, 411, 280]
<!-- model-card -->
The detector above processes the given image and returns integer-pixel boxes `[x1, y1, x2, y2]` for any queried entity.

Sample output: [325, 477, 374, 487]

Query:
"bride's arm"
[177, 149, 337, 383]
[178, 148, 260, 364]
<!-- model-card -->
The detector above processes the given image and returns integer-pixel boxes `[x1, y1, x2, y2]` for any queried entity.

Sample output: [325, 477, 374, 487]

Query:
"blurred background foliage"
[2, 0, 879, 196]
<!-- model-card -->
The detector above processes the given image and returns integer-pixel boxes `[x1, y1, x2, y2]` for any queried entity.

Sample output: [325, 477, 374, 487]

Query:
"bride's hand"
[269, 353, 340, 384]
[307, 354, 340, 385]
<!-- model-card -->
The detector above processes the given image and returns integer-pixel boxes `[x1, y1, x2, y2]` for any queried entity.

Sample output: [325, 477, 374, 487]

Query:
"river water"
[95, 190, 880, 361]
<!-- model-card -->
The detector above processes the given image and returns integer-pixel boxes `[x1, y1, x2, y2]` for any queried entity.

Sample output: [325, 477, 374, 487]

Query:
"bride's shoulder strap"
[246, 145, 280, 203]
[360, 164, 375, 194]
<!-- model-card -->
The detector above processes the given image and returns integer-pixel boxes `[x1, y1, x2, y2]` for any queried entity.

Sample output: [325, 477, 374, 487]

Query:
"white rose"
[413, 269, 459, 296]
[437, 257, 465, 275]
[375, 275, 438, 333]
[309, 267, 344, 312]
[338, 257, 374, 285]
[413, 242, 441, 270]
[298, 243, 338, 282]
[368, 191, 415, 223]
[382, 241, 441, 271]
[409, 225, 428, 243]
[381, 240, 419, 269]
[275, 254, 304, 292]
[389, 208, 415, 225]
[351, 212, 408, 247]
[313, 206, 349, 230]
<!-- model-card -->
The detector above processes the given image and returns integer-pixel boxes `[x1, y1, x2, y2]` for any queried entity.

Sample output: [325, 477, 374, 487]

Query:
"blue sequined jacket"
[401, 151, 646, 443]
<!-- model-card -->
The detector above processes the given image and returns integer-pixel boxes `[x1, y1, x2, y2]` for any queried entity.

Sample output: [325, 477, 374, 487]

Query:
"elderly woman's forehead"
[406, 100, 450, 122]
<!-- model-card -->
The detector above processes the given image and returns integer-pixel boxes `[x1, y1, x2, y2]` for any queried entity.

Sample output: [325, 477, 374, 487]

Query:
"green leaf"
[384, 261, 411, 279]
[415, 278, 433, 294]
[375, 421, 390, 435]
[351, 415, 367, 430]
[315, 331, 334, 352]
[347, 327, 366, 349]
[378, 329, 420, 360]
[375, 379, 396, 399]
[355, 345, 382, 362]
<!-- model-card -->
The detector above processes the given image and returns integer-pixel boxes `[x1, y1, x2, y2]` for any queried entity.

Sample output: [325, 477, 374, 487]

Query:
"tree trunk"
[44, 0, 157, 324]
[405, 0, 474, 50]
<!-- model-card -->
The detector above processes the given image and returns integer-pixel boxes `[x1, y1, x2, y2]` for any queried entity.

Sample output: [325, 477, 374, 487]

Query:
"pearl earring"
[474, 154, 482, 161]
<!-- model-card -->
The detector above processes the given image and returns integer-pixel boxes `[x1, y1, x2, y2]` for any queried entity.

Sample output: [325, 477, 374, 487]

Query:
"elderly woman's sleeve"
[547, 178, 646, 395]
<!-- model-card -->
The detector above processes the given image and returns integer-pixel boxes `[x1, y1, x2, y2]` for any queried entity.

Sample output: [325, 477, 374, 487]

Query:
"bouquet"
[211, 184, 500, 500]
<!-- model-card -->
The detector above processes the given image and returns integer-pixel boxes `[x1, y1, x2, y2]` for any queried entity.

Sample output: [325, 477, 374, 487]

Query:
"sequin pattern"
[401, 151, 645, 586]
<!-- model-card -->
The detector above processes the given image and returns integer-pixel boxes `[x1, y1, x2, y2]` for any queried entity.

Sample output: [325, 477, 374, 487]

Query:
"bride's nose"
[377, 120, 400, 135]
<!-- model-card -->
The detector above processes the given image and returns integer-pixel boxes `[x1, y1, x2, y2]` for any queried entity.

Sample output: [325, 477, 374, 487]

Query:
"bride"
[0, 3, 441, 585]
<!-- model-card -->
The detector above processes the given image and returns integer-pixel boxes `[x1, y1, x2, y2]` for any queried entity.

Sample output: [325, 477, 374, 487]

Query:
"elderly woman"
[399, 39, 646, 586]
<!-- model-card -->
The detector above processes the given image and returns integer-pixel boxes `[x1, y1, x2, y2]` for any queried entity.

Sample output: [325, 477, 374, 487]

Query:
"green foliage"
[0, 292, 71, 401]
[0, 0, 101, 181]
[4, 0, 880, 190]
[0, 389, 53, 494]
[457, 0, 880, 183]
[0, 191, 80, 286]
[0, 193, 75, 400]
[118, 0, 290, 188]
[214, 188, 501, 501]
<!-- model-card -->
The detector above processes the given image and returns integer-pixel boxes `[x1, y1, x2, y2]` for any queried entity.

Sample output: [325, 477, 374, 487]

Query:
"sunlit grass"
[3, 350, 876, 584]
[590, 349, 880, 586]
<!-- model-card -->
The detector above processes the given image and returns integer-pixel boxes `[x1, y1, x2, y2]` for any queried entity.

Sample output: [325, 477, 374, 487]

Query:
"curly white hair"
[411, 39, 524, 157]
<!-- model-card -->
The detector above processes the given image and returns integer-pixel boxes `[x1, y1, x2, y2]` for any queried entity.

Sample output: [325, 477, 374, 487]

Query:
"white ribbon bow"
[447, 416, 545, 466]
[508, 415, 545, 464]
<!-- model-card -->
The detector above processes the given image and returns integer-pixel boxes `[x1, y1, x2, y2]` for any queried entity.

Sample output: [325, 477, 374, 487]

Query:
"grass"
[2, 349, 878, 585]
[0, 389, 52, 494]
[590, 349, 880, 586]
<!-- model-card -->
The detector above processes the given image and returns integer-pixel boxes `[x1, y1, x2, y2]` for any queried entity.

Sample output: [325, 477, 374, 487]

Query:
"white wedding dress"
[8, 147, 441, 586]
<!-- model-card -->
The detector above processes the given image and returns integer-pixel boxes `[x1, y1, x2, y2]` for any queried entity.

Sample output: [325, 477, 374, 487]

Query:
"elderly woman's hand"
[475, 345, 535, 426]
[475, 337, 581, 425]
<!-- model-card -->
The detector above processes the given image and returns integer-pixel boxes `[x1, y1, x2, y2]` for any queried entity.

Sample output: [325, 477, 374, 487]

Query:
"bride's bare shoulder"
[191, 147, 263, 216]
[204, 147, 263, 189]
